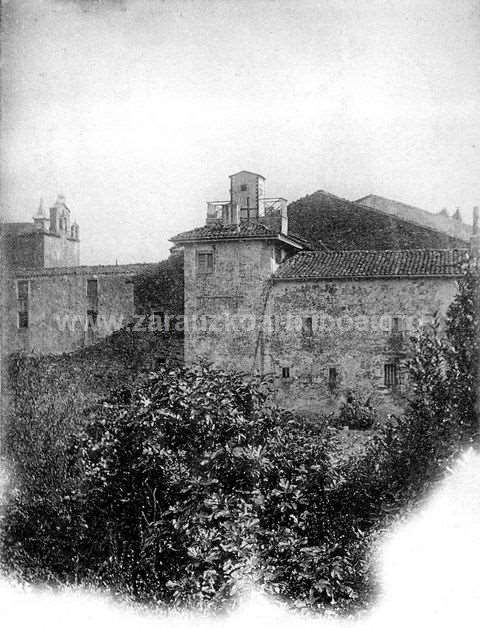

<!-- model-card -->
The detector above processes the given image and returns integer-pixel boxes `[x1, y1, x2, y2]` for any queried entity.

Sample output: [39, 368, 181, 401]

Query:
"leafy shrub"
[133, 254, 184, 317]
[336, 392, 376, 430]
[77, 365, 346, 610]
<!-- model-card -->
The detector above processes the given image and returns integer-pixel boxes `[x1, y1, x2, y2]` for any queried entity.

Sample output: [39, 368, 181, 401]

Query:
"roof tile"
[274, 249, 468, 280]
[171, 222, 311, 248]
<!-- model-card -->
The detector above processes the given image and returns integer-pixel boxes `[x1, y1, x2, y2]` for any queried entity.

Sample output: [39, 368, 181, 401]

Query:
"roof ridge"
[357, 194, 467, 224]
[353, 195, 471, 240]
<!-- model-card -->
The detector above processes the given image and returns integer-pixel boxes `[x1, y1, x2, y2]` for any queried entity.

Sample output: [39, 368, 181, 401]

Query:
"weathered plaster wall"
[43, 232, 80, 267]
[5, 231, 80, 269]
[5, 270, 134, 355]
[265, 277, 458, 414]
[4, 233, 43, 268]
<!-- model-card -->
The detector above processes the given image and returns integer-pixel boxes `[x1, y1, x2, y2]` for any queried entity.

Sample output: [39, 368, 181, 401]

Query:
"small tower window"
[282, 366, 290, 379]
[240, 184, 248, 192]
[17, 280, 29, 329]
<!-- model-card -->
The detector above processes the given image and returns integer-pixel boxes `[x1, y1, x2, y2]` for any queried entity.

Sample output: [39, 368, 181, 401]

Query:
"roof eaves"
[229, 170, 265, 179]
[273, 272, 463, 282]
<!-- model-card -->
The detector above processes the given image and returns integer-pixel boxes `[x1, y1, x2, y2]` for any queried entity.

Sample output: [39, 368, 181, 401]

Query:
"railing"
[263, 198, 287, 214]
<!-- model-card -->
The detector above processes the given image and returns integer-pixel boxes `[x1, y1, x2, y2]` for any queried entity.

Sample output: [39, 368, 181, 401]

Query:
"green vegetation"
[133, 254, 184, 316]
[1, 267, 477, 614]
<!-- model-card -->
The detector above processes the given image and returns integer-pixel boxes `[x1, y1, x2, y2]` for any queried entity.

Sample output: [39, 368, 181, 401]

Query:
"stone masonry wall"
[264, 277, 458, 415]
[183, 239, 280, 373]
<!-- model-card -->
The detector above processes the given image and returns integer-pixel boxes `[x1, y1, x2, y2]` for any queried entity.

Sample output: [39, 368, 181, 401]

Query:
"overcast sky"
[2, 0, 479, 264]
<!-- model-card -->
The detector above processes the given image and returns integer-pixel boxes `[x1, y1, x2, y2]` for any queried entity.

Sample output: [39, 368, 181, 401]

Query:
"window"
[392, 317, 401, 333]
[282, 367, 290, 379]
[240, 184, 248, 192]
[87, 279, 98, 310]
[328, 367, 337, 392]
[384, 363, 399, 387]
[302, 316, 313, 337]
[17, 280, 29, 329]
[197, 251, 214, 274]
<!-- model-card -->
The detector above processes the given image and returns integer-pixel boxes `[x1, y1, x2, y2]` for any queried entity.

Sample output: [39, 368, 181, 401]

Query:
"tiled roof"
[288, 190, 469, 251]
[171, 222, 311, 248]
[274, 249, 468, 280]
[355, 194, 472, 242]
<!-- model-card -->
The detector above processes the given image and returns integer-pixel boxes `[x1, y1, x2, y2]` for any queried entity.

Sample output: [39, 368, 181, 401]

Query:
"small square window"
[302, 316, 313, 337]
[240, 184, 248, 192]
[197, 251, 214, 273]
[282, 367, 290, 379]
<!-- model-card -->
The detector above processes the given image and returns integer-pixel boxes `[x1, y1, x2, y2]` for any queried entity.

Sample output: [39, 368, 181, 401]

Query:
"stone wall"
[264, 277, 458, 414]
[183, 239, 280, 372]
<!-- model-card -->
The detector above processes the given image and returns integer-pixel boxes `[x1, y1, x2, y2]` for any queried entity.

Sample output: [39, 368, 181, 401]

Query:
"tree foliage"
[133, 254, 184, 316]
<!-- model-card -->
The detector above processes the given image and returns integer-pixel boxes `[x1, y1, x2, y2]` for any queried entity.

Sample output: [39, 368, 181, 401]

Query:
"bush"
[336, 391, 376, 430]
[77, 365, 348, 610]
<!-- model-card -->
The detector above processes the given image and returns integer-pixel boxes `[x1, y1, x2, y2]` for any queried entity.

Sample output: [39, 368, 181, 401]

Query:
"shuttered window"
[384, 363, 399, 387]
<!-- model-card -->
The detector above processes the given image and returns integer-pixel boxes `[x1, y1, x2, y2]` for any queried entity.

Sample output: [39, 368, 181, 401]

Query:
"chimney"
[470, 206, 480, 259]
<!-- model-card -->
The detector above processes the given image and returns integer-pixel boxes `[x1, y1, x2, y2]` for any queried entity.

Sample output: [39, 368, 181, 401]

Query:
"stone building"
[1, 196, 158, 360]
[172, 171, 474, 415]
[3, 195, 80, 268]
